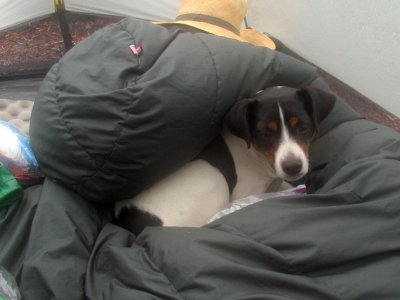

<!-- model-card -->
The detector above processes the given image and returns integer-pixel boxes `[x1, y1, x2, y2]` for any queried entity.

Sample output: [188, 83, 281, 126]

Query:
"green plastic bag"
[0, 165, 22, 209]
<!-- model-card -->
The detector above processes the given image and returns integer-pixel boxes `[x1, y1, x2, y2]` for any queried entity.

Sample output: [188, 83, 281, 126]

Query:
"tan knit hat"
[156, 0, 276, 49]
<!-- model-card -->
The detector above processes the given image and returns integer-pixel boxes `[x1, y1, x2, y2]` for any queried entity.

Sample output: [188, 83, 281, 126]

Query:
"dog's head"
[224, 86, 335, 182]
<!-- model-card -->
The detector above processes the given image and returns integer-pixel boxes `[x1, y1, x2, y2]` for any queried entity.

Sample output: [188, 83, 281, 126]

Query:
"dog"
[115, 86, 335, 235]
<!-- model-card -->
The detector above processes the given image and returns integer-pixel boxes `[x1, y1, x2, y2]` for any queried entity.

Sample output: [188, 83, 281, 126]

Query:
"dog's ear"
[224, 98, 257, 148]
[297, 86, 336, 132]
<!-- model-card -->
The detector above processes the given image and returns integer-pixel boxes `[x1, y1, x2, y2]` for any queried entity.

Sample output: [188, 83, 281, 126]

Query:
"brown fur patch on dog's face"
[299, 141, 310, 155]
[248, 100, 282, 171]
[252, 142, 278, 170]
[289, 116, 299, 128]
[267, 121, 278, 133]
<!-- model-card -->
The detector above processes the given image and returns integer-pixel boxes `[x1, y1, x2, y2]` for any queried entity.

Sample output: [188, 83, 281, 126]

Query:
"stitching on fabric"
[87, 21, 146, 184]
[79, 19, 178, 195]
[207, 222, 345, 299]
[117, 20, 143, 78]
[77, 19, 181, 194]
[80, 21, 223, 192]
[137, 240, 187, 300]
[206, 222, 299, 272]
[273, 52, 318, 88]
[300, 73, 320, 87]
[74, 20, 142, 189]
[90, 21, 139, 173]
[52, 62, 97, 186]
[195, 35, 221, 127]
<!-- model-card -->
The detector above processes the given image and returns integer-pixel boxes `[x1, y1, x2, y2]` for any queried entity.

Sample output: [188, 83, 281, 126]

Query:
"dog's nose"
[282, 156, 303, 176]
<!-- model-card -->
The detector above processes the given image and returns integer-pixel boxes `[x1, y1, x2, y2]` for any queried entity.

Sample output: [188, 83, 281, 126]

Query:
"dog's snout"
[281, 155, 303, 176]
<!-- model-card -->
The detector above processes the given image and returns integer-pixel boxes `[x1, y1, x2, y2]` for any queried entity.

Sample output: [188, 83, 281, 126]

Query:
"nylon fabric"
[30, 18, 317, 203]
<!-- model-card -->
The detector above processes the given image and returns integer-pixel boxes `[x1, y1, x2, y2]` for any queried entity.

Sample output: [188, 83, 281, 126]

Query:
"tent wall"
[0, 0, 178, 31]
[65, 0, 178, 22]
[0, 0, 53, 30]
[248, 0, 400, 117]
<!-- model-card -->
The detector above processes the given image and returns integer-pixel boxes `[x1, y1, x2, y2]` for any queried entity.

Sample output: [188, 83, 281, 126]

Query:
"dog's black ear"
[297, 86, 336, 132]
[224, 98, 257, 148]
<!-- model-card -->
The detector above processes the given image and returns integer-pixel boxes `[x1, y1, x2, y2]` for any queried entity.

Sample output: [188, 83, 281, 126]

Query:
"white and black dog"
[115, 86, 335, 234]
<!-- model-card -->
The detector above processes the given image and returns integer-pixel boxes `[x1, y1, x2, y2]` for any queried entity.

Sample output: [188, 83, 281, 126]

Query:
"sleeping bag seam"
[196, 35, 221, 127]
[78, 22, 148, 195]
[208, 224, 348, 299]
[299, 72, 320, 88]
[118, 21, 143, 82]
[138, 242, 187, 300]
[68, 21, 145, 191]
[208, 222, 301, 274]
[92, 21, 141, 169]
[273, 52, 319, 88]
[313, 123, 382, 175]
[53, 62, 97, 186]
[77, 24, 136, 189]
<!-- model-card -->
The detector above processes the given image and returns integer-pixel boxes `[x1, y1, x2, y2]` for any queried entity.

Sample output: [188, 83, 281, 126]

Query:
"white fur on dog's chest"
[222, 130, 277, 200]
[115, 159, 230, 227]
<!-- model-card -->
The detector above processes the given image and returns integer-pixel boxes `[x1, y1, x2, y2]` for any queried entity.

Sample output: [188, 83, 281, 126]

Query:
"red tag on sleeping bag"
[129, 43, 142, 56]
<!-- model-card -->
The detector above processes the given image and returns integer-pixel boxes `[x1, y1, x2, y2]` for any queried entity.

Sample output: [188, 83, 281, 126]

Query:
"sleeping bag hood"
[30, 18, 320, 203]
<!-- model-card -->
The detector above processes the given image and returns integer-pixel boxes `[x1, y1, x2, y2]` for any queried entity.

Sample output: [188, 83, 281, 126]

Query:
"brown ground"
[0, 13, 122, 77]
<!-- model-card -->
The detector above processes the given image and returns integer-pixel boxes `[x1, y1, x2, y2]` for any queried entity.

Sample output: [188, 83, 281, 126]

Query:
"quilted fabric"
[29, 18, 319, 203]
[0, 99, 33, 135]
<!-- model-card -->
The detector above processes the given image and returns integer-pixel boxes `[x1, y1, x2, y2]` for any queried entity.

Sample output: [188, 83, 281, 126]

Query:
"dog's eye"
[289, 116, 299, 128]
[298, 123, 313, 136]
[299, 124, 308, 132]
[256, 121, 279, 139]
[255, 127, 274, 138]
[264, 121, 278, 136]
[262, 130, 274, 137]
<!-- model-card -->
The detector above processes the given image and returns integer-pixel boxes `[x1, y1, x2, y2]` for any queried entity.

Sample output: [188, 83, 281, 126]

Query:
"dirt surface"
[0, 13, 122, 78]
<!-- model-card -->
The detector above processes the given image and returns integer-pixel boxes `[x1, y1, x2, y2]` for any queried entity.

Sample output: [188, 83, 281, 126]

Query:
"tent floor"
[0, 77, 43, 101]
